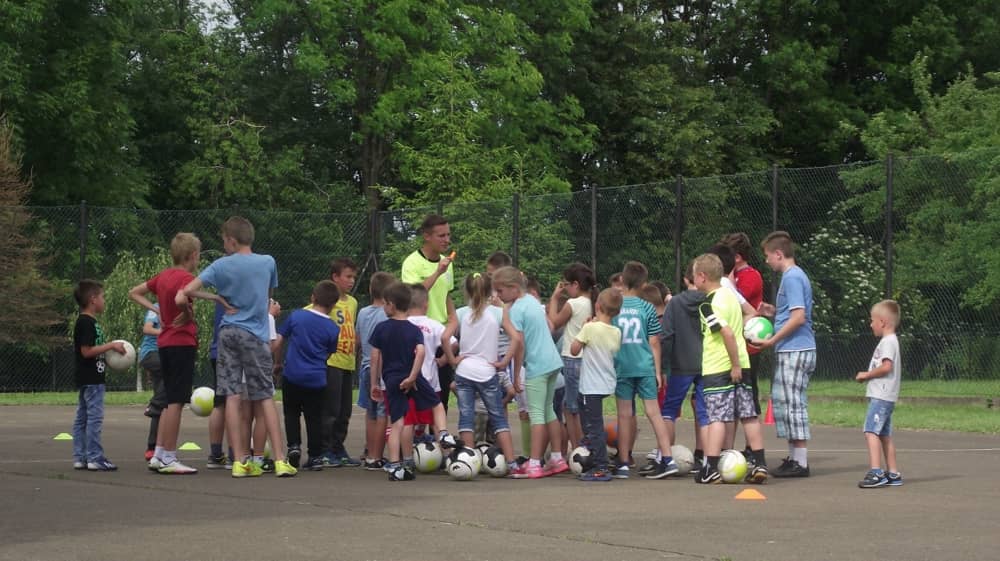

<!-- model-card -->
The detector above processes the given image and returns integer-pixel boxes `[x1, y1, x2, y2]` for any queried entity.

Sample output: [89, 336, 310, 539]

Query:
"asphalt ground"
[1, 405, 998, 561]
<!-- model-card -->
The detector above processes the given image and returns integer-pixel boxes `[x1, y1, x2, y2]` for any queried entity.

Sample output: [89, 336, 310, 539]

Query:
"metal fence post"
[590, 186, 598, 274]
[78, 200, 88, 280]
[885, 153, 894, 299]
[770, 165, 780, 303]
[674, 176, 684, 292]
[512, 193, 520, 268]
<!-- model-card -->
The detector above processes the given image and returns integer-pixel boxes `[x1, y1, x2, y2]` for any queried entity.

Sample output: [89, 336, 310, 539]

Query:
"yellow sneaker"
[275, 459, 298, 478]
[232, 459, 263, 478]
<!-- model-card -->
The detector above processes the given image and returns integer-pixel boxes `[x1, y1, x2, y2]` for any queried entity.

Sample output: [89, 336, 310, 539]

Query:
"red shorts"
[403, 398, 434, 426]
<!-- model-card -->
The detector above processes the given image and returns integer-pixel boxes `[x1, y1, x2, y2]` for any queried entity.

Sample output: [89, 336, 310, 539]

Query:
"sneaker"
[525, 463, 549, 479]
[745, 464, 769, 484]
[508, 463, 531, 479]
[303, 456, 325, 471]
[690, 458, 704, 475]
[643, 459, 679, 480]
[388, 465, 415, 481]
[143, 405, 161, 418]
[773, 459, 810, 478]
[858, 469, 888, 488]
[206, 454, 231, 470]
[886, 471, 904, 486]
[232, 459, 263, 478]
[363, 458, 387, 471]
[158, 460, 198, 475]
[274, 459, 298, 478]
[144, 449, 155, 462]
[695, 465, 722, 484]
[87, 457, 118, 472]
[321, 452, 341, 468]
[646, 448, 658, 461]
[148, 456, 164, 471]
[612, 464, 630, 479]
[336, 452, 362, 467]
[638, 460, 658, 476]
[287, 446, 301, 469]
[73, 460, 85, 470]
[260, 458, 275, 473]
[438, 433, 459, 450]
[774, 456, 794, 475]
[579, 468, 614, 482]
[547, 458, 570, 475]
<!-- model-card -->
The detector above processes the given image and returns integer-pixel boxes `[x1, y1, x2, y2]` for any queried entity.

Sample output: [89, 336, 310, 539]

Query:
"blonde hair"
[872, 299, 901, 328]
[597, 288, 623, 317]
[491, 266, 524, 290]
[170, 233, 201, 265]
[692, 253, 723, 282]
[464, 273, 491, 321]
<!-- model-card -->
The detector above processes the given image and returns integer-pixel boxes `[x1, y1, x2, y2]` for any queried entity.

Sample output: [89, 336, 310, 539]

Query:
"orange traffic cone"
[764, 398, 775, 425]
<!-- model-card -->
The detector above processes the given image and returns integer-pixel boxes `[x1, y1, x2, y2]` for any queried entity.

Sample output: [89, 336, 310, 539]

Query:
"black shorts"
[384, 375, 441, 424]
[160, 346, 196, 405]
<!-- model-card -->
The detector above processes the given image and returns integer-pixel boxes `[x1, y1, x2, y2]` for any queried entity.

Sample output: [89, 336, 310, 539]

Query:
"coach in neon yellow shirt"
[401, 214, 457, 408]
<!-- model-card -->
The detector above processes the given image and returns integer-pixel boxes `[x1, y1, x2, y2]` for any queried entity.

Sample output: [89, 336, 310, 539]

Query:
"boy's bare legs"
[387, 418, 405, 463]
[400, 424, 415, 460]
[642, 399, 673, 457]
[209, 404, 226, 456]
[705, 421, 726, 458]
[881, 436, 898, 473]
[865, 432, 883, 469]
[372, 416, 387, 459]
[251, 407, 268, 457]
[157, 403, 183, 451]
[724, 421, 737, 450]
[495, 430, 516, 462]
[253, 398, 286, 461]
[741, 417, 765, 451]
[616, 399, 634, 465]
[225, 394, 248, 460]
[565, 411, 583, 450]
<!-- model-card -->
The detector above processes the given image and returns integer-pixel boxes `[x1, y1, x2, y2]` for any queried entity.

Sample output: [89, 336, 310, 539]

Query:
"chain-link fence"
[3, 153, 999, 394]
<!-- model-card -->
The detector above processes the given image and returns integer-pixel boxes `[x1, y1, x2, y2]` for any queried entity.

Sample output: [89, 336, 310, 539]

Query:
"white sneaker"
[646, 448, 658, 461]
[148, 456, 164, 471]
[73, 460, 85, 470]
[158, 459, 198, 474]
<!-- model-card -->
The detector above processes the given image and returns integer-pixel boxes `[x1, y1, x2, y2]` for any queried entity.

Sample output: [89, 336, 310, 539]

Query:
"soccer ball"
[670, 444, 695, 475]
[189, 386, 215, 417]
[447, 459, 477, 481]
[450, 446, 482, 474]
[744, 317, 774, 341]
[476, 443, 492, 473]
[719, 449, 748, 483]
[105, 340, 136, 372]
[605, 421, 618, 448]
[481, 447, 508, 477]
[413, 441, 443, 473]
[569, 446, 594, 475]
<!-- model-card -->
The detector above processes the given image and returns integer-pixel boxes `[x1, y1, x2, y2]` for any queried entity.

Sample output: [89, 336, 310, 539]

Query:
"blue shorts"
[615, 376, 658, 401]
[384, 375, 441, 424]
[660, 374, 709, 426]
[561, 357, 582, 414]
[357, 365, 371, 409]
[864, 398, 895, 437]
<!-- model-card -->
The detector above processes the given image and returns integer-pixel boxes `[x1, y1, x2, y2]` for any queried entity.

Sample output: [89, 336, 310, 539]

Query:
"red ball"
[605, 421, 618, 448]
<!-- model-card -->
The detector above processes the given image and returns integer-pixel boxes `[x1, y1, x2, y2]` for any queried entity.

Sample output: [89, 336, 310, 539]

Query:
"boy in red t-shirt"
[129, 233, 230, 474]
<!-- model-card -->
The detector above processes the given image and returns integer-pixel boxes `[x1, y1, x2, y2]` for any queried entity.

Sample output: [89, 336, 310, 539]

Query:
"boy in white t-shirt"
[570, 288, 623, 482]
[855, 300, 903, 488]
[406, 284, 448, 459]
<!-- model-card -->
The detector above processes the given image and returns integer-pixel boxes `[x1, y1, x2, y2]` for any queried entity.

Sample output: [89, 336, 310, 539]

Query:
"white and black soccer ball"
[569, 445, 594, 475]
[670, 444, 695, 475]
[413, 441, 443, 473]
[476, 443, 491, 472]
[450, 446, 482, 474]
[481, 446, 508, 477]
[447, 459, 477, 481]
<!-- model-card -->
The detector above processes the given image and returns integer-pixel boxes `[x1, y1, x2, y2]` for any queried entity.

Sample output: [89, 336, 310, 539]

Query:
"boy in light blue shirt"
[356, 271, 395, 470]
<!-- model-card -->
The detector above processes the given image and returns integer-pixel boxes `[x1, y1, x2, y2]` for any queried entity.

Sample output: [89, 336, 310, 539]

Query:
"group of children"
[70, 219, 903, 488]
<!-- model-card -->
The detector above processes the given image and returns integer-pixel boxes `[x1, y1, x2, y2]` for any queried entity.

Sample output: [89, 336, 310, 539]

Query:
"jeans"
[455, 375, 511, 434]
[72, 384, 105, 462]
[579, 394, 608, 470]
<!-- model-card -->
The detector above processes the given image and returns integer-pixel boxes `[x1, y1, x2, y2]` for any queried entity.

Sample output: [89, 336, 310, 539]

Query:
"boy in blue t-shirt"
[179, 216, 296, 478]
[613, 261, 678, 480]
[369, 282, 456, 481]
[356, 271, 396, 470]
[275, 281, 341, 471]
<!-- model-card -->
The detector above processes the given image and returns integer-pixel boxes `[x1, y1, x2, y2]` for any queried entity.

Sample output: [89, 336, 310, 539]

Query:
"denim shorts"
[864, 398, 895, 436]
[455, 374, 511, 434]
[560, 357, 582, 414]
[615, 376, 658, 401]
[366, 396, 387, 420]
[357, 365, 371, 409]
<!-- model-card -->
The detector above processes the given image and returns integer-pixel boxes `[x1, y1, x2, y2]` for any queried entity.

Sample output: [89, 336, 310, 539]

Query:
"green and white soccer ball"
[189, 386, 215, 417]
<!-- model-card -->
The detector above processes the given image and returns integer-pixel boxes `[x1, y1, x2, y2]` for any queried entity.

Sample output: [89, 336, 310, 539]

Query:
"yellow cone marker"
[178, 442, 202, 451]
[53, 432, 73, 441]
[735, 489, 766, 500]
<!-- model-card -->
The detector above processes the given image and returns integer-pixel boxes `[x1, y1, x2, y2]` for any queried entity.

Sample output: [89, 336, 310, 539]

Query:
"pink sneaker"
[508, 463, 530, 479]
[547, 458, 570, 475]
[526, 463, 548, 479]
